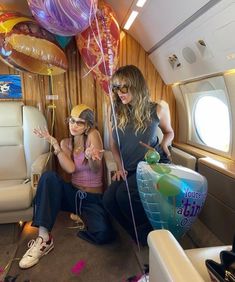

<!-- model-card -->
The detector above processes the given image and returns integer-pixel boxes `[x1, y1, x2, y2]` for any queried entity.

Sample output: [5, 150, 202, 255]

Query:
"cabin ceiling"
[0, 0, 217, 54]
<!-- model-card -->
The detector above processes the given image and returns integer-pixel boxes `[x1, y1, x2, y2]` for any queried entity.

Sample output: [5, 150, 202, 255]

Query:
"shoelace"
[27, 239, 36, 249]
[26, 238, 43, 256]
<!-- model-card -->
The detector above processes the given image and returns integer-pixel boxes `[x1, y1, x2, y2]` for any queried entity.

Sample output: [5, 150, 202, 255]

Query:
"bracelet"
[54, 148, 62, 156]
[84, 152, 91, 160]
[51, 141, 58, 146]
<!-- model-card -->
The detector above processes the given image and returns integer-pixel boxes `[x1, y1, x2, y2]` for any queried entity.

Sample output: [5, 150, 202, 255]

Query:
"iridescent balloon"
[137, 150, 208, 239]
[0, 11, 68, 75]
[27, 0, 97, 36]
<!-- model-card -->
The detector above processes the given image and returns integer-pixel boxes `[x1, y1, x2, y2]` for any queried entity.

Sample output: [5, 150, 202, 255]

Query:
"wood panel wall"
[0, 31, 177, 144]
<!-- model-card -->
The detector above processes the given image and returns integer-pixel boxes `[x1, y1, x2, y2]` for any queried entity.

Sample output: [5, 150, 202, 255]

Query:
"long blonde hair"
[111, 65, 152, 134]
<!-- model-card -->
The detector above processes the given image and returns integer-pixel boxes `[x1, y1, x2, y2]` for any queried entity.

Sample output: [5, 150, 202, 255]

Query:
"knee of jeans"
[40, 171, 57, 181]
[95, 230, 115, 244]
[102, 190, 113, 210]
[37, 171, 60, 192]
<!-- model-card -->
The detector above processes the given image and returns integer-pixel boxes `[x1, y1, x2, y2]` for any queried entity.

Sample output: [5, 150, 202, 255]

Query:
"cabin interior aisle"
[4, 211, 141, 282]
[1, 213, 203, 282]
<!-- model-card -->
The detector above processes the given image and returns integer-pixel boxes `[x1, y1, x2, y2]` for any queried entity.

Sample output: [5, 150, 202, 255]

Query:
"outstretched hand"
[85, 144, 104, 161]
[33, 126, 57, 146]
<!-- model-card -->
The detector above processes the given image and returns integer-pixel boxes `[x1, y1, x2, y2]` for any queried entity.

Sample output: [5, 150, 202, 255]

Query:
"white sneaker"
[19, 236, 54, 269]
[137, 274, 149, 282]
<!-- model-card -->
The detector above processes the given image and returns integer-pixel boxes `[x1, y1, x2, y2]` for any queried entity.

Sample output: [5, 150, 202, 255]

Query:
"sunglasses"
[68, 117, 86, 126]
[112, 84, 129, 95]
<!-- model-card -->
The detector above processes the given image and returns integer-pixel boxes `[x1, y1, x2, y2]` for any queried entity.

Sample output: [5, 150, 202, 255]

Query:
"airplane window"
[194, 95, 230, 152]
[180, 76, 232, 157]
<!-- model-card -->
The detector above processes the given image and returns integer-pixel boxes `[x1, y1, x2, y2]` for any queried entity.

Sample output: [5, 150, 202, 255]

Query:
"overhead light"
[124, 11, 139, 30]
[136, 0, 147, 7]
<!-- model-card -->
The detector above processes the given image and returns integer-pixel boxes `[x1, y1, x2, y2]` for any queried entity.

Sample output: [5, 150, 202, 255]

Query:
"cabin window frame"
[180, 75, 232, 158]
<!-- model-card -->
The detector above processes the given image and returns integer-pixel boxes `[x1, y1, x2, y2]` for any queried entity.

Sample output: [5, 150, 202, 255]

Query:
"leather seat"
[147, 229, 231, 282]
[0, 102, 50, 224]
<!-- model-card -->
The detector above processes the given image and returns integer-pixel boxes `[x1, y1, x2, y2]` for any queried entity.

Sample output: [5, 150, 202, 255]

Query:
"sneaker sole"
[19, 244, 54, 269]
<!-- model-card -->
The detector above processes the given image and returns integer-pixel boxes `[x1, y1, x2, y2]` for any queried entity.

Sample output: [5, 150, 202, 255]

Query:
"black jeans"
[103, 171, 153, 246]
[32, 171, 115, 245]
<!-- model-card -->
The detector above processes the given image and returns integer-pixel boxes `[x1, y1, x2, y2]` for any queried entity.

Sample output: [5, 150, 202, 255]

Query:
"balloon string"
[81, 56, 102, 79]
[139, 141, 155, 151]
[81, 0, 100, 78]
[90, 4, 142, 255]
[84, 3, 142, 259]
[43, 68, 56, 168]
[109, 97, 141, 254]
[0, 257, 20, 280]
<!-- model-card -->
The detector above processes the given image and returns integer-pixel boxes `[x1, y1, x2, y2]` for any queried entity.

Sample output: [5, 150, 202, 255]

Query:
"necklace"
[74, 138, 84, 153]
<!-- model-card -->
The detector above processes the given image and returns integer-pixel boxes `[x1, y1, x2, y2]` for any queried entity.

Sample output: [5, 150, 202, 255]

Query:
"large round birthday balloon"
[0, 11, 68, 75]
[27, 0, 97, 36]
[137, 150, 208, 239]
[76, 2, 120, 94]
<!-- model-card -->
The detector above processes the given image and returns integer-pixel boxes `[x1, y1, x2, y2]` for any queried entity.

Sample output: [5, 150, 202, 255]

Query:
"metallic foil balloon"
[0, 11, 68, 75]
[55, 35, 72, 49]
[137, 150, 208, 239]
[76, 2, 120, 94]
[27, 0, 97, 36]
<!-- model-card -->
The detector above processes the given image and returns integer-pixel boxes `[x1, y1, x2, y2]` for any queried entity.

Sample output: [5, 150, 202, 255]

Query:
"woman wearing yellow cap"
[19, 104, 115, 269]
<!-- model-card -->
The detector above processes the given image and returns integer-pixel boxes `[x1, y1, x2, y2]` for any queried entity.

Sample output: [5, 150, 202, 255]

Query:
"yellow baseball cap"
[71, 104, 93, 118]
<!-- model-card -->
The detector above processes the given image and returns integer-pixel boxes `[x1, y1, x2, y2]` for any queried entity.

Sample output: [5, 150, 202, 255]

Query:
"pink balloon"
[27, 0, 97, 36]
[76, 2, 120, 94]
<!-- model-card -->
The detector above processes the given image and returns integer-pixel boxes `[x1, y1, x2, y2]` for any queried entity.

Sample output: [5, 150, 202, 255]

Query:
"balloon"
[76, 2, 120, 94]
[137, 150, 208, 239]
[27, 0, 97, 36]
[0, 11, 68, 75]
[55, 35, 72, 49]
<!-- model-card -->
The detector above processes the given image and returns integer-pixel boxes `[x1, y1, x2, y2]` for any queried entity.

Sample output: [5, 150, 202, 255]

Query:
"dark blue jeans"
[32, 171, 115, 245]
[103, 172, 153, 246]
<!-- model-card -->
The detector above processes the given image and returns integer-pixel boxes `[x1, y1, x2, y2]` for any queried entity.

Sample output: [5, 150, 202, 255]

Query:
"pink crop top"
[71, 152, 103, 188]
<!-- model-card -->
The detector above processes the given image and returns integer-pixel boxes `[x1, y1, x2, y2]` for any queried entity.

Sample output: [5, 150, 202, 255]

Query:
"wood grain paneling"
[0, 31, 176, 149]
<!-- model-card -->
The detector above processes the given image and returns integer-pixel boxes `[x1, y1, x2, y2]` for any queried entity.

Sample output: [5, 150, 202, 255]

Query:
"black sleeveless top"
[112, 103, 161, 172]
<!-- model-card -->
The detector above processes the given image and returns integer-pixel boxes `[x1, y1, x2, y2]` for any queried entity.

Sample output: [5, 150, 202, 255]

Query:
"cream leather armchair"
[148, 229, 231, 282]
[0, 102, 50, 224]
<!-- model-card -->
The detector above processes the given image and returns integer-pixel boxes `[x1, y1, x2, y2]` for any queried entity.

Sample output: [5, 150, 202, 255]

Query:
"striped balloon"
[27, 0, 97, 36]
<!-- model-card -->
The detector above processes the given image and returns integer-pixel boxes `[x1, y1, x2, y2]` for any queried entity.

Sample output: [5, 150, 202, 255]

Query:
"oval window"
[194, 96, 230, 152]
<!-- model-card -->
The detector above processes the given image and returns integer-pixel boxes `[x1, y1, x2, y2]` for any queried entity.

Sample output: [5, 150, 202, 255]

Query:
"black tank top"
[112, 103, 160, 172]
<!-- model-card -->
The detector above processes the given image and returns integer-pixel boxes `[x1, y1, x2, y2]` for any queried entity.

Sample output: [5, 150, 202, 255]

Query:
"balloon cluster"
[137, 149, 208, 239]
[0, 1, 120, 85]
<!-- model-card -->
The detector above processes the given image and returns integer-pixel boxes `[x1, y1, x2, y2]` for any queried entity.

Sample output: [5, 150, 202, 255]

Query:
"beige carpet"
[7, 212, 142, 282]
[0, 224, 20, 281]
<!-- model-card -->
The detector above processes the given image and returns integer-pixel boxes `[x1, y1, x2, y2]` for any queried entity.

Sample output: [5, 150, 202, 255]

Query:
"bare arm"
[85, 129, 104, 173]
[157, 104, 174, 157]
[33, 127, 75, 173]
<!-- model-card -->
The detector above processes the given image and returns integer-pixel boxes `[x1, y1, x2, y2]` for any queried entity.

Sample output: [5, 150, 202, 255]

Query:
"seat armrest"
[147, 230, 204, 282]
[31, 152, 52, 191]
[185, 245, 232, 281]
[103, 150, 117, 186]
[171, 147, 197, 170]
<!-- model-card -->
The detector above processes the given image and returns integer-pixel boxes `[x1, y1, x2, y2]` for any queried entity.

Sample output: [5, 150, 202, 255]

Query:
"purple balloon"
[27, 0, 97, 36]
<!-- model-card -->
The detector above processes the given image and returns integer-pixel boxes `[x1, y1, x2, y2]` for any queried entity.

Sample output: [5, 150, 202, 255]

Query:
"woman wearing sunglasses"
[103, 65, 174, 246]
[19, 104, 115, 269]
